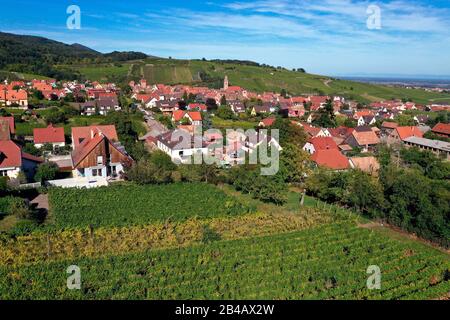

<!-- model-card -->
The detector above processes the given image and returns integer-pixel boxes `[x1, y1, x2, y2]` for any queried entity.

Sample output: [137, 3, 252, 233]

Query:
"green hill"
[0, 31, 147, 79]
[1, 31, 449, 104]
[72, 57, 450, 104]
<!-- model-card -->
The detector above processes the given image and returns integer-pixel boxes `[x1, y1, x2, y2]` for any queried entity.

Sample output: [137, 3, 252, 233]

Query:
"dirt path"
[323, 79, 333, 87]
[30, 194, 49, 211]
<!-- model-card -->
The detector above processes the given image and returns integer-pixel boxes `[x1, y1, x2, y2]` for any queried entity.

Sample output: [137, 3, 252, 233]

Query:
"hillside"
[1, 31, 450, 104]
[0, 31, 147, 79]
[73, 57, 450, 104]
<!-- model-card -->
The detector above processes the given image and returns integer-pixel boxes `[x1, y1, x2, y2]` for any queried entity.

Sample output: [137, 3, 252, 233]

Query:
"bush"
[10, 199, 32, 219]
[34, 162, 59, 182]
[8, 220, 38, 237]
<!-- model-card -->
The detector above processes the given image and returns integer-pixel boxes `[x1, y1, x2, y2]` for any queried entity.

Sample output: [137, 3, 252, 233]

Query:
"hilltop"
[1, 31, 450, 104]
[0, 32, 147, 79]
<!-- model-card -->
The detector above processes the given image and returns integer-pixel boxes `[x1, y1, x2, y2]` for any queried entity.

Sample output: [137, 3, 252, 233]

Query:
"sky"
[1, 0, 450, 77]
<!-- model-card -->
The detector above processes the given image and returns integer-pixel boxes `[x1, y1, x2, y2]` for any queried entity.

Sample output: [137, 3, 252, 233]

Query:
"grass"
[48, 182, 255, 229]
[1, 222, 448, 299]
[75, 64, 130, 82]
[211, 117, 257, 130]
[0, 215, 19, 232]
[51, 58, 450, 104]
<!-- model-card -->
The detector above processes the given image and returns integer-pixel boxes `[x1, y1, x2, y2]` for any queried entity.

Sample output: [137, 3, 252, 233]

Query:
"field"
[0, 222, 448, 299]
[47, 183, 255, 229]
[0, 184, 448, 300]
[211, 117, 258, 130]
[68, 58, 450, 104]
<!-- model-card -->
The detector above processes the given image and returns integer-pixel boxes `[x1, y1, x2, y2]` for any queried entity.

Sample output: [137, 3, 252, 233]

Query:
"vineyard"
[47, 183, 255, 229]
[1, 222, 448, 300]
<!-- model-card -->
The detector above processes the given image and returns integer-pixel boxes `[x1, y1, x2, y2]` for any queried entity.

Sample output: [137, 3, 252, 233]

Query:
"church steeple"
[223, 75, 229, 90]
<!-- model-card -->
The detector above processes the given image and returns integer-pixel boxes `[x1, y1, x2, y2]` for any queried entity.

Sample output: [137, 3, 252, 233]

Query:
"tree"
[0, 176, 7, 195]
[220, 95, 227, 106]
[280, 144, 312, 184]
[34, 162, 59, 182]
[343, 170, 385, 218]
[125, 150, 176, 184]
[23, 143, 42, 157]
[313, 99, 336, 128]
[45, 107, 67, 124]
[32, 90, 44, 100]
[216, 105, 235, 120]
[205, 98, 218, 112]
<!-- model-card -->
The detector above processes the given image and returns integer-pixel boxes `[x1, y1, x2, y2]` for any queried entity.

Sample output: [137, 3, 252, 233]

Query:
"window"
[92, 168, 102, 177]
[97, 156, 103, 165]
[0, 170, 8, 177]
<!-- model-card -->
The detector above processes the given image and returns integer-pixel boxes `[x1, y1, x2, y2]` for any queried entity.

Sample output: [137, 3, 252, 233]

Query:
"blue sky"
[1, 0, 450, 77]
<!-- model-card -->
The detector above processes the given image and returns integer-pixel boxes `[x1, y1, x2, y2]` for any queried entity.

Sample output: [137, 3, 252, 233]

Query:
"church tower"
[223, 75, 229, 90]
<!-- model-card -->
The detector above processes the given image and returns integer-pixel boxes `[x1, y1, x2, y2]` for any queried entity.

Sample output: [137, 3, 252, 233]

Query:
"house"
[155, 129, 208, 164]
[328, 126, 354, 145]
[288, 104, 306, 118]
[71, 126, 132, 179]
[71, 125, 119, 149]
[251, 105, 271, 116]
[172, 110, 202, 126]
[387, 126, 424, 145]
[0, 140, 43, 180]
[298, 122, 331, 138]
[33, 124, 66, 149]
[349, 156, 380, 175]
[357, 115, 376, 127]
[414, 115, 429, 126]
[380, 121, 398, 136]
[353, 110, 374, 120]
[345, 130, 380, 152]
[0, 89, 28, 108]
[229, 101, 245, 114]
[259, 117, 276, 128]
[80, 101, 97, 116]
[311, 149, 349, 170]
[188, 103, 208, 112]
[303, 137, 338, 155]
[431, 123, 450, 138]
[96, 97, 120, 115]
[403, 136, 450, 160]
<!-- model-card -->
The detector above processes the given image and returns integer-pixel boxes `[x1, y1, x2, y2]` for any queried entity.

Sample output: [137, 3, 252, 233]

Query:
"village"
[0, 75, 449, 189]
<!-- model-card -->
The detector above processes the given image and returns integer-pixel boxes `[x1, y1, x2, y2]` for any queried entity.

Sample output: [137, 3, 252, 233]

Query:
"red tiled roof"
[21, 152, 44, 163]
[260, 117, 276, 127]
[381, 121, 398, 129]
[309, 137, 338, 151]
[328, 126, 354, 139]
[432, 123, 450, 135]
[71, 125, 118, 149]
[396, 126, 424, 140]
[0, 140, 21, 168]
[33, 124, 65, 144]
[311, 149, 349, 170]
[352, 130, 380, 146]
[300, 123, 322, 137]
[172, 110, 185, 122]
[187, 111, 202, 121]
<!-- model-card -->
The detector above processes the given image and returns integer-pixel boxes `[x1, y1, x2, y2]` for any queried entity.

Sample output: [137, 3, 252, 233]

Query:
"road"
[138, 106, 168, 140]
